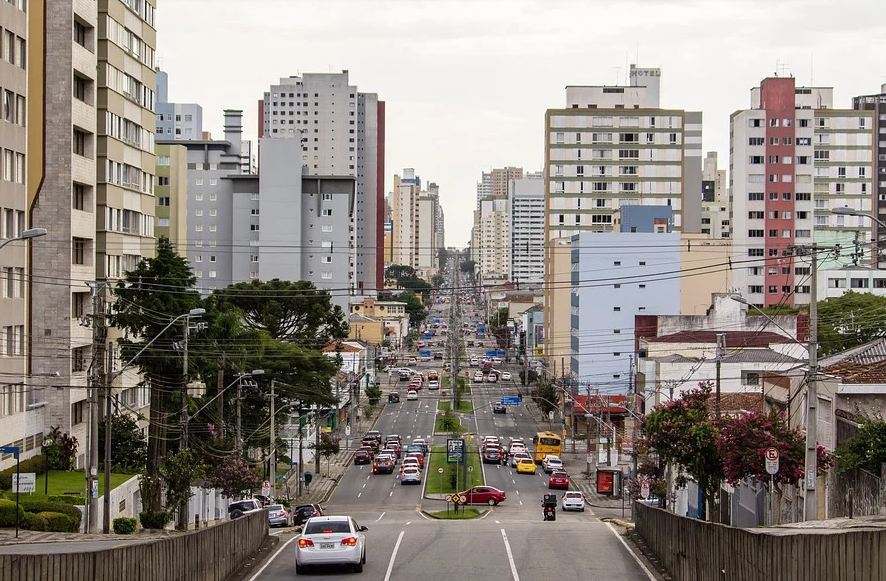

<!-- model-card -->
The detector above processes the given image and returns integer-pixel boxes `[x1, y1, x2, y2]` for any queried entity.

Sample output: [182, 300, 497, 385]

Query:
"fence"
[635, 502, 886, 581]
[0, 509, 268, 581]
[829, 465, 884, 518]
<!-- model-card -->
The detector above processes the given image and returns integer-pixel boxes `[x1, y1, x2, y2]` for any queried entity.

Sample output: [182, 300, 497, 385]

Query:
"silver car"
[296, 516, 368, 574]
[400, 466, 422, 485]
[267, 504, 290, 527]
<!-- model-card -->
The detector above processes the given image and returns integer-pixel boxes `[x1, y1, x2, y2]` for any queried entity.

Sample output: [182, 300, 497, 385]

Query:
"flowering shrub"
[717, 411, 804, 486]
[204, 456, 260, 498]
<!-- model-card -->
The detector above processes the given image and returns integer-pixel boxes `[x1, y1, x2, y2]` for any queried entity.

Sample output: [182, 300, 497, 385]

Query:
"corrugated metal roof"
[820, 338, 886, 384]
[648, 330, 796, 346]
[722, 350, 804, 364]
[819, 337, 886, 368]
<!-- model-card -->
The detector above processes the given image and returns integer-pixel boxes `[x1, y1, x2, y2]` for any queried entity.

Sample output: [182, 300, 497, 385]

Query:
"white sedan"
[500, 371, 512, 381]
[296, 515, 368, 574]
[562, 491, 586, 512]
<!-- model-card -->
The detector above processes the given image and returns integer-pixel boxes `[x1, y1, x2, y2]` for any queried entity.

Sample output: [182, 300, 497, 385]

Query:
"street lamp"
[0, 227, 48, 251]
[730, 293, 820, 520]
[830, 206, 886, 230]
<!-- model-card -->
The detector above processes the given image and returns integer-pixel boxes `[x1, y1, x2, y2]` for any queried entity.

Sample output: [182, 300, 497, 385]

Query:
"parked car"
[252, 494, 273, 507]
[493, 403, 507, 414]
[459, 486, 506, 506]
[292, 503, 324, 526]
[548, 470, 570, 490]
[561, 491, 585, 512]
[542, 455, 564, 474]
[295, 516, 368, 574]
[228, 499, 262, 519]
[267, 504, 290, 528]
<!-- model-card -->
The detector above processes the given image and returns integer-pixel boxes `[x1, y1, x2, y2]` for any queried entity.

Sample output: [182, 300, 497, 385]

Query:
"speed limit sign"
[438, 467, 444, 474]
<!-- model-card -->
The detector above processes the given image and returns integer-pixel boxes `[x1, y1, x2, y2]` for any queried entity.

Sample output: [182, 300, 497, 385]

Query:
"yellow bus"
[533, 431, 562, 462]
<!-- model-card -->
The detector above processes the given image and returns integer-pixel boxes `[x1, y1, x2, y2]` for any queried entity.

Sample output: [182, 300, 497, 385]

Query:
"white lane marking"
[363, 483, 367, 488]
[515, 490, 520, 495]
[495, 520, 500, 524]
[390, 491, 394, 497]
[605, 523, 657, 580]
[500, 529, 520, 581]
[246, 535, 297, 581]
[406, 521, 411, 525]
[383, 530, 406, 581]
[519, 500, 523, 506]
[417, 510, 432, 521]
[358, 492, 362, 498]
[367, 475, 371, 480]
[375, 512, 386, 522]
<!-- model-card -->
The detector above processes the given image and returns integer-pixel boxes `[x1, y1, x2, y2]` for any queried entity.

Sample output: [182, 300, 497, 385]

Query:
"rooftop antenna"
[614, 66, 621, 85]
[810, 53, 814, 86]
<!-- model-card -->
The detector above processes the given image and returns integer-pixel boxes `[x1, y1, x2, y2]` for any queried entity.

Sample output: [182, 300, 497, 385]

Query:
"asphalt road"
[249, 299, 653, 580]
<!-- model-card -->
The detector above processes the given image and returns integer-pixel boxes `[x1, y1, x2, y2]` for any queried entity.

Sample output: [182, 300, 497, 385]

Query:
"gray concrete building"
[260, 71, 384, 293]
[156, 69, 203, 140]
[509, 178, 545, 286]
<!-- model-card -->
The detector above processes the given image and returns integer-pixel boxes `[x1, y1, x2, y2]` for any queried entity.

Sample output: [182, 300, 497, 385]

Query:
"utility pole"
[236, 375, 243, 455]
[85, 282, 107, 534]
[217, 354, 225, 438]
[178, 314, 192, 530]
[801, 245, 820, 520]
[103, 348, 113, 534]
[270, 380, 276, 499]
[715, 334, 725, 418]
[297, 401, 304, 498]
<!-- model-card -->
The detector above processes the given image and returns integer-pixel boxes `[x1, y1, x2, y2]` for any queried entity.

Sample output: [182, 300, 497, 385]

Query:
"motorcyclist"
[542, 494, 556, 520]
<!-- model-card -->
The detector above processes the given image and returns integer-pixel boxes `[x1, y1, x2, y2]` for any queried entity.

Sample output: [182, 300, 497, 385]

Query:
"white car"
[542, 455, 564, 473]
[469, 357, 479, 367]
[473, 372, 485, 383]
[406, 390, 418, 401]
[402, 457, 420, 471]
[501, 371, 512, 381]
[486, 373, 498, 383]
[493, 357, 503, 365]
[428, 380, 440, 390]
[509, 443, 527, 456]
[400, 466, 422, 485]
[562, 491, 585, 512]
[296, 515, 368, 574]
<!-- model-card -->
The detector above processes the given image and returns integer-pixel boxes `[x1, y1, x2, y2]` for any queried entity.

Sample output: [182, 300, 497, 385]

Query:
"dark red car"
[354, 447, 374, 464]
[459, 486, 506, 506]
[548, 470, 570, 490]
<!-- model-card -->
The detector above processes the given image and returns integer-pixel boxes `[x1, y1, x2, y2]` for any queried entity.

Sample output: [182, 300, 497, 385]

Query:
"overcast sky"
[157, 0, 886, 246]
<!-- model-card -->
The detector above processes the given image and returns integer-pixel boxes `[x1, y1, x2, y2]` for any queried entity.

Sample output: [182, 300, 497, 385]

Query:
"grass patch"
[425, 444, 483, 494]
[437, 400, 473, 413]
[434, 413, 467, 435]
[1, 470, 133, 501]
[428, 508, 483, 519]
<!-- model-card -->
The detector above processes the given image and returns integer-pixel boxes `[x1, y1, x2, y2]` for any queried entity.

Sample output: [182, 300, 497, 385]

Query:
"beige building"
[679, 234, 732, 315]
[542, 238, 572, 379]
[390, 170, 420, 269]
[155, 143, 187, 255]
[348, 314, 385, 345]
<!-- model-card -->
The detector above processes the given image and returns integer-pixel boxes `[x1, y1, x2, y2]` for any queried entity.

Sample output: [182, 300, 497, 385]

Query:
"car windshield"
[304, 520, 351, 534]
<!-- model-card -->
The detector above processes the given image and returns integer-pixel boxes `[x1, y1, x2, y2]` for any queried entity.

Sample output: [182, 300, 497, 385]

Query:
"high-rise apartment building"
[730, 77, 874, 307]
[155, 69, 203, 140]
[27, 0, 102, 468]
[853, 84, 886, 266]
[472, 167, 524, 263]
[1, 0, 38, 470]
[154, 143, 188, 252]
[545, 67, 703, 242]
[260, 71, 384, 292]
[390, 169, 421, 270]
[700, 151, 730, 239]
[478, 197, 509, 279]
[509, 177, 545, 286]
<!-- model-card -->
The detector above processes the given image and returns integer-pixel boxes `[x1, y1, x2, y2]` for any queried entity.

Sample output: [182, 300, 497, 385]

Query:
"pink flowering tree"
[641, 382, 723, 517]
[717, 411, 834, 487]
[204, 456, 261, 499]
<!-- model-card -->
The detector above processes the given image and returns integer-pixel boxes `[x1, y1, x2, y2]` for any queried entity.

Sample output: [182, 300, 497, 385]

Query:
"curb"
[420, 508, 489, 520]
[600, 517, 635, 529]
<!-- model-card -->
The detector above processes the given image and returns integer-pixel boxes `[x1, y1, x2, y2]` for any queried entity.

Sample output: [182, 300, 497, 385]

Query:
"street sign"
[345, 425, 351, 436]
[458, 495, 467, 504]
[500, 396, 521, 406]
[639, 478, 651, 499]
[765, 447, 780, 476]
[0, 446, 19, 458]
[548, 411, 555, 420]
[12, 473, 35, 494]
[447, 438, 465, 463]
[438, 467, 444, 474]
[467, 466, 473, 473]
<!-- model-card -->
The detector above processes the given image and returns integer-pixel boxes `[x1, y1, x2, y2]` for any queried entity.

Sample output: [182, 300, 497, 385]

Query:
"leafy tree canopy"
[98, 415, 147, 472]
[835, 414, 886, 474]
[817, 292, 886, 357]
[212, 279, 347, 347]
[394, 289, 427, 328]
[460, 260, 475, 274]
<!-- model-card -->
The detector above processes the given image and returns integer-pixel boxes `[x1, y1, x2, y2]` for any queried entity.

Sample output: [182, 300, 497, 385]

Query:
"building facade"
[545, 67, 703, 242]
[542, 238, 572, 379]
[509, 177, 545, 286]
[852, 85, 886, 267]
[700, 151, 730, 239]
[730, 77, 875, 307]
[478, 197, 509, 279]
[154, 143, 188, 253]
[570, 233, 681, 392]
[260, 71, 385, 292]
[155, 69, 203, 140]
[390, 169, 420, 270]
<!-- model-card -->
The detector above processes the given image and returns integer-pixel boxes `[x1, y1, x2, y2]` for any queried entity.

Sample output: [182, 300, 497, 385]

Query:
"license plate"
[320, 543, 335, 549]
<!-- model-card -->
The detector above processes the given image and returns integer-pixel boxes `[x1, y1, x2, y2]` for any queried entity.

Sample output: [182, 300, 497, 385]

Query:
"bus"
[532, 431, 562, 462]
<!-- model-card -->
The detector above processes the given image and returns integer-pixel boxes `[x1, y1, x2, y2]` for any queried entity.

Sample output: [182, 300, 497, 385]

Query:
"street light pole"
[270, 380, 276, 499]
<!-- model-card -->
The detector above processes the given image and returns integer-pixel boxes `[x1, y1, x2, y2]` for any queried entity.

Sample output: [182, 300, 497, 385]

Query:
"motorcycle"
[542, 493, 556, 521]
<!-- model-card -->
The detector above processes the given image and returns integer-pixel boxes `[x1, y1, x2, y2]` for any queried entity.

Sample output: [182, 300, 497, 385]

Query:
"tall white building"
[729, 77, 874, 308]
[478, 197, 509, 278]
[260, 71, 385, 292]
[509, 177, 545, 286]
[701, 151, 730, 239]
[545, 66, 703, 242]
[390, 169, 420, 270]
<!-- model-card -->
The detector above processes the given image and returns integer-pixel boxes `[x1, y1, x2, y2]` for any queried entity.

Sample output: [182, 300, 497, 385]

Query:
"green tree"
[158, 449, 203, 529]
[311, 432, 341, 475]
[835, 414, 886, 474]
[109, 237, 203, 511]
[534, 381, 558, 416]
[431, 273, 445, 289]
[397, 290, 427, 328]
[642, 382, 723, 519]
[817, 292, 886, 357]
[212, 279, 347, 347]
[98, 415, 147, 472]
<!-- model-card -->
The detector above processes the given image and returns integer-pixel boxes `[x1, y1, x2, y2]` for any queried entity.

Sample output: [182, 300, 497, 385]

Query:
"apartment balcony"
[72, 41, 96, 80]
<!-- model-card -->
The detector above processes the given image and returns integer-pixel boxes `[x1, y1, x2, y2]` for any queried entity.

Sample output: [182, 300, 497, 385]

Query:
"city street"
[249, 293, 653, 580]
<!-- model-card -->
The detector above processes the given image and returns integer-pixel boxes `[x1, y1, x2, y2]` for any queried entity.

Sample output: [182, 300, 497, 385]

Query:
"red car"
[459, 486, 506, 506]
[405, 452, 424, 468]
[548, 470, 570, 490]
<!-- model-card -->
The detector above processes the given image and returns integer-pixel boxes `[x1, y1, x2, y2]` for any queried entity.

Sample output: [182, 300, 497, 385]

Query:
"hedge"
[0, 499, 24, 527]
[0, 455, 46, 490]
[38, 511, 78, 533]
[139, 510, 172, 530]
[47, 494, 85, 505]
[21, 512, 48, 531]
[19, 500, 82, 529]
[113, 517, 137, 535]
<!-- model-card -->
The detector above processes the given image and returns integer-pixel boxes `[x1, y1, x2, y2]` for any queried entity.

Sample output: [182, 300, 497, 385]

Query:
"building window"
[72, 238, 87, 265]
